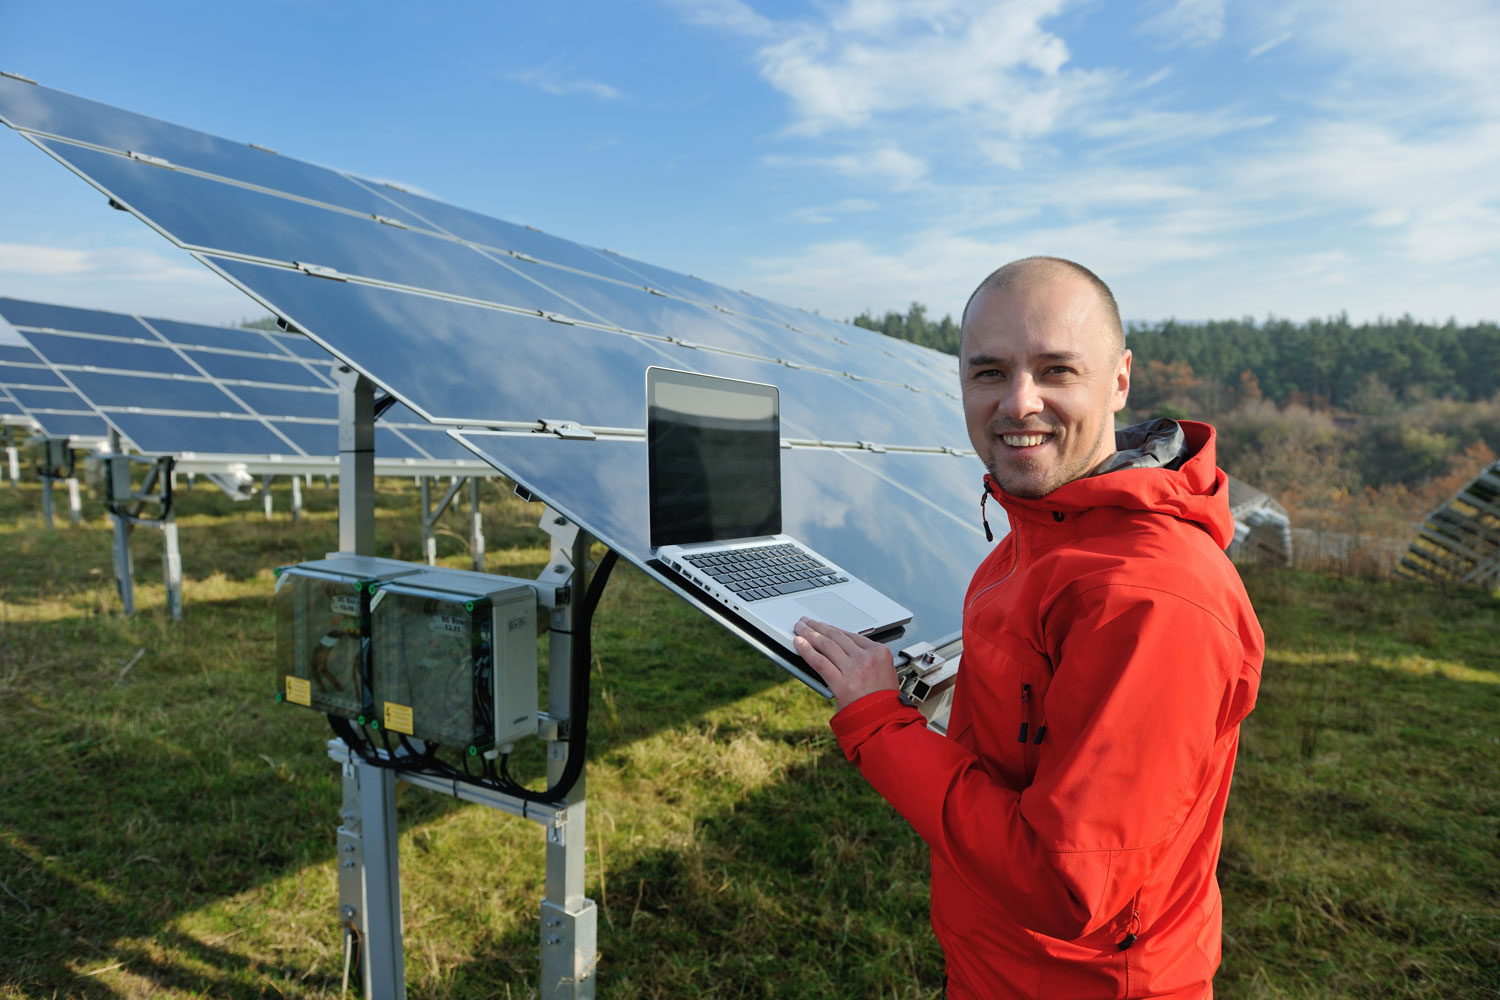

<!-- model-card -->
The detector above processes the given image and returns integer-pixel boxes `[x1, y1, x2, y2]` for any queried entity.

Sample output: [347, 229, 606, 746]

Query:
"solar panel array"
[0, 332, 110, 440]
[1399, 459, 1500, 588]
[0, 296, 487, 468]
[0, 74, 993, 665]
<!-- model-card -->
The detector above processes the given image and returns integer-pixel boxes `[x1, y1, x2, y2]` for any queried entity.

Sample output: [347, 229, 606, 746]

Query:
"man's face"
[960, 274, 1131, 498]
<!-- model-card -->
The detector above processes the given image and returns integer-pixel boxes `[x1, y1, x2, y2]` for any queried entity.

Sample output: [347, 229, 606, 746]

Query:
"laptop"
[647, 366, 912, 651]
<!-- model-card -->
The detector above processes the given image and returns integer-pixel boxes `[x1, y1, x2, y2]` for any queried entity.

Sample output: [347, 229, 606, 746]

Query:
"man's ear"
[1112, 349, 1132, 413]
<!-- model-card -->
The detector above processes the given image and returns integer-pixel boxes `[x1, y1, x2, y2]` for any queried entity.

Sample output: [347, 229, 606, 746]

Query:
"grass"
[0, 474, 1497, 998]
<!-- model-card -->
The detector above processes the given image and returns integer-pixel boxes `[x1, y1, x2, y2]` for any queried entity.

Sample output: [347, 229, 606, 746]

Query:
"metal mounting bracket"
[536, 420, 596, 441]
[895, 640, 959, 703]
[126, 150, 171, 168]
[295, 261, 347, 281]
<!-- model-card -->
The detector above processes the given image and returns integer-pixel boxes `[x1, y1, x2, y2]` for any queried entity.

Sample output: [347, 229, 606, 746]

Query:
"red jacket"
[831, 421, 1263, 999]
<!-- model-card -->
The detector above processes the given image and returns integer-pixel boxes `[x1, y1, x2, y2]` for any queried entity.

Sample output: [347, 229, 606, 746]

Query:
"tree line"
[853, 303, 1500, 411]
[853, 303, 1500, 552]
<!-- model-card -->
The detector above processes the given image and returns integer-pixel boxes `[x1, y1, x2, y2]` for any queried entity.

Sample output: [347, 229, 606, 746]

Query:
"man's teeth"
[1002, 433, 1048, 447]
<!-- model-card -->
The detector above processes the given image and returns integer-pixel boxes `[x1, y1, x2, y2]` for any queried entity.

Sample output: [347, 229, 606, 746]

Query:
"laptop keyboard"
[683, 542, 848, 603]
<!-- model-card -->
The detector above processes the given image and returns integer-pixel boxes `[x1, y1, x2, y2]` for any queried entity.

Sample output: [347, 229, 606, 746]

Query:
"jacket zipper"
[1119, 893, 1142, 998]
[1017, 683, 1031, 744]
[965, 523, 1023, 614]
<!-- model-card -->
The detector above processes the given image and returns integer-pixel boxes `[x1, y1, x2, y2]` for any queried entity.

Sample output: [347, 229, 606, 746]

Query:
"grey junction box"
[368, 566, 539, 751]
[274, 555, 424, 720]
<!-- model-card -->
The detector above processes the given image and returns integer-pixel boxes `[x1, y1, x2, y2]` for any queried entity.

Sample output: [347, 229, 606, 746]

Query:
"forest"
[852, 304, 1500, 572]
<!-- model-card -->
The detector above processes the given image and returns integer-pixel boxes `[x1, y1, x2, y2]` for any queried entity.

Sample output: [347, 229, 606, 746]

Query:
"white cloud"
[766, 144, 929, 187]
[1246, 31, 1291, 59]
[1138, 0, 1227, 49]
[507, 67, 623, 101]
[0, 243, 91, 275]
[1253, 0, 1500, 115]
[787, 197, 879, 224]
[680, 0, 1500, 322]
[1082, 108, 1275, 153]
[0, 242, 225, 284]
[680, 0, 1112, 144]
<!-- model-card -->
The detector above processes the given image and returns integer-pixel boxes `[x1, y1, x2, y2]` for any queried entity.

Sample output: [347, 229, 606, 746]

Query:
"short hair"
[960, 256, 1125, 358]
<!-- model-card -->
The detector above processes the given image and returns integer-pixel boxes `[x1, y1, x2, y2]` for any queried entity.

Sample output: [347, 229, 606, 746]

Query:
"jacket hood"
[984, 419, 1235, 548]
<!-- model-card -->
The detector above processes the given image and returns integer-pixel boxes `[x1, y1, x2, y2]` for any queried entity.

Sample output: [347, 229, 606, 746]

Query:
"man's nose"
[999, 373, 1043, 420]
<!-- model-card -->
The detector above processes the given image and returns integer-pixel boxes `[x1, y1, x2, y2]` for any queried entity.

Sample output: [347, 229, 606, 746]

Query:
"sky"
[0, 0, 1496, 330]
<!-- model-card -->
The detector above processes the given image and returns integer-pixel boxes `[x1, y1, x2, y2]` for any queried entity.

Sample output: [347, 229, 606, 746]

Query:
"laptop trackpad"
[794, 591, 878, 633]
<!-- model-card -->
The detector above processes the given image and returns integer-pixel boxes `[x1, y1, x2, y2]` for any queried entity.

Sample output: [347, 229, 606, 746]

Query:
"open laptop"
[647, 366, 912, 651]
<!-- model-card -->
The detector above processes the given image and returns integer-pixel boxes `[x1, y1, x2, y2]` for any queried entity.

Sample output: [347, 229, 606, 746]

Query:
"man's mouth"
[1000, 431, 1051, 448]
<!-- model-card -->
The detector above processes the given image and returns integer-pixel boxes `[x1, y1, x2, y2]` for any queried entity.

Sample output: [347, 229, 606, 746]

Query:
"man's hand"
[792, 617, 899, 712]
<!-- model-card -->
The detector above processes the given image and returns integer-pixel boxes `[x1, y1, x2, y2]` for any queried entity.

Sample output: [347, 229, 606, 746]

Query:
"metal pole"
[41, 475, 55, 528]
[161, 517, 182, 621]
[470, 477, 485, 572]
[263, 475, 274, 520]
[337, 369, 376, 556]
[358, 760, 404, 998]
[291, 474, 303, 523]
[5, 427, 17, 486]
[334, 368, 399, 995]
[67, 477, 82, 525]
[540, 522, 597, 999]
[421, 477, 436, 566]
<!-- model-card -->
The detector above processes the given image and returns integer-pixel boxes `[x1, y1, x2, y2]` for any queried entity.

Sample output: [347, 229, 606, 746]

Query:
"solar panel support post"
[420, 477, 434, 564]
[540, 510, 598, 999]
[104, 447, 136, 616]
[161, 514, 183, 621]
[419, 475, 467, 567]
[291, 474, 302, 523]
[333, 366, 404, 997]
[470, 477, 485, 572]
[262, 476, 274, 520]
[4, 426, 18, 486]
[336, 368, 376, 556]
[336, 751, 404, 1000]
[67, 475, 81, 525]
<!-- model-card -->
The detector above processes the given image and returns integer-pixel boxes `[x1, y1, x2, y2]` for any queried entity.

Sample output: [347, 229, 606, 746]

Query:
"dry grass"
[1, 476, 1497, 999]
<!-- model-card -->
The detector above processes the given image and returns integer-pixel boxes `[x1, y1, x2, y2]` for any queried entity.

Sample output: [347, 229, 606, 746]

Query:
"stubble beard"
[983, 420, 1113, 500]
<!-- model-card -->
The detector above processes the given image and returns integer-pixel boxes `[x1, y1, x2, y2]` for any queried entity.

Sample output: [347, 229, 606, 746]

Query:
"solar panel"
[1399, 460, 1500, 587]
[0, 335, 110, 440]
[0, 76, 994, 662]
[0, 296, 495, 472]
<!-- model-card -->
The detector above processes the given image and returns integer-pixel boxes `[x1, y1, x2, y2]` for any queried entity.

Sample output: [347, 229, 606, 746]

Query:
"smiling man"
[794, 257, 1264, 999]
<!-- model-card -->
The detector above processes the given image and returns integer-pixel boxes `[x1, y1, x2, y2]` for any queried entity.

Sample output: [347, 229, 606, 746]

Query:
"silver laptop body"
[647, 367, 912, 649]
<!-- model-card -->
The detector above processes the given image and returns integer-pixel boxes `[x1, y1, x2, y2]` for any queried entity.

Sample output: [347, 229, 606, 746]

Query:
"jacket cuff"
[830, 689, 922, 759]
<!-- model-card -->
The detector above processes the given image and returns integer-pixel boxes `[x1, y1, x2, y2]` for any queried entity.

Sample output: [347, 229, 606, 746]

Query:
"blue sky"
[0, 0, 1496, 328]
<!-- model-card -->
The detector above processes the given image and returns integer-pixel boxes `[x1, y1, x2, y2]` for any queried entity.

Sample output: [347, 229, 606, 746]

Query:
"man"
[793, 257, 1263, 999]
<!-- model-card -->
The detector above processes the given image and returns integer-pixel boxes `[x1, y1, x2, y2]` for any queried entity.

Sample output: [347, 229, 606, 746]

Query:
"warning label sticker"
[285, 675, 312, 707]
[384, 701, 414, 735]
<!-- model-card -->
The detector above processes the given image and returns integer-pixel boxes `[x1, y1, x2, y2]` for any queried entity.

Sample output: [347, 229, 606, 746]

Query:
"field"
[1, 474, 1497, 999]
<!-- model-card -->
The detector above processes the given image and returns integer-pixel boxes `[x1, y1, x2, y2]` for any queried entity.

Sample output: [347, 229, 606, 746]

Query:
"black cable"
[496, 547, 618, 805]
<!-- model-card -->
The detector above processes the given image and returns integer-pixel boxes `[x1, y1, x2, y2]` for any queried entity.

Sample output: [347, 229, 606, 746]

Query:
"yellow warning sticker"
[384, 702, 414, 735]
[285, 676, 312, 707]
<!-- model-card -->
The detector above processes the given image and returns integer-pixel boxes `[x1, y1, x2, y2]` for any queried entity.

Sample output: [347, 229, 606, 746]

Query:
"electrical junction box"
[273, 555, 423, 720]
[367, 566, 539, 752]
[85, 454, 134, 499]
[31, 438, 71, 478]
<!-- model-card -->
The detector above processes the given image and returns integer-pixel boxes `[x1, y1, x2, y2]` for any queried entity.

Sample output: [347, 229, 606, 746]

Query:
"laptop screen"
[647, 368, 781, 549]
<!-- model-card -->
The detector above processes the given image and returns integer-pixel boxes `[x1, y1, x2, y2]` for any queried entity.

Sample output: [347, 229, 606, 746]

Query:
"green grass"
[1, 476, 1497, 998]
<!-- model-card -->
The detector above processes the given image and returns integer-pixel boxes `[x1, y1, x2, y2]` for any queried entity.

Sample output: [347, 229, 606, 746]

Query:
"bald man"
[795, 258, 1263, 999]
